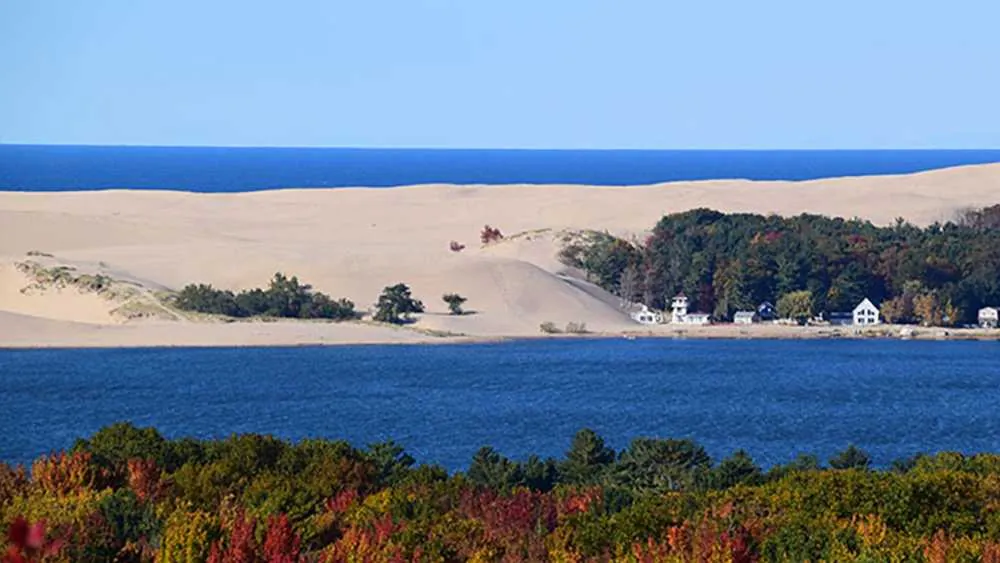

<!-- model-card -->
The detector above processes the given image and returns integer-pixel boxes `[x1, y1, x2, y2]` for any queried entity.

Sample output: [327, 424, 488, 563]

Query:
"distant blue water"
[2, 145, 1000, 192]
[3, 339, 999, 470]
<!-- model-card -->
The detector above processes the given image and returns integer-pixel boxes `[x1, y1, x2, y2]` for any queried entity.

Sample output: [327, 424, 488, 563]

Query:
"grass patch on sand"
[15, 260, 177, 321]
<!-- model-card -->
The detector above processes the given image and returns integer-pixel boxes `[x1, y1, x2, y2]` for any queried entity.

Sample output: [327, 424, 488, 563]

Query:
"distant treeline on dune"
[172, 273, 358, 320]
[5, 423, 1000, 561]
[564, 204, 1000, 325]
[172, 275, 432, 325]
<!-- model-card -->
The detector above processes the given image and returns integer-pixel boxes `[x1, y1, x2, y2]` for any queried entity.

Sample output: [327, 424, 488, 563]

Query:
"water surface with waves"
[2, 339, 999, 470]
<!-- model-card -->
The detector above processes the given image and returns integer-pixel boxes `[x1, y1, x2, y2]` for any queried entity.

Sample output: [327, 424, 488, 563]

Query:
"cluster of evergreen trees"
[173, 273, 357, 320]
[562, 205, 1000, 324]
[64, 424, 869, 501]
[464, 429, 872, 496]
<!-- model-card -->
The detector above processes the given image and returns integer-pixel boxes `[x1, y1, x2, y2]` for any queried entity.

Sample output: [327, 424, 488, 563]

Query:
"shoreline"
[2, 323, 997, 350]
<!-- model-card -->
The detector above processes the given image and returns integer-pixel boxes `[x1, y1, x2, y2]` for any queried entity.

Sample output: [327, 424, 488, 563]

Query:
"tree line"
[561, 205, 1000, 325]
[4, 424, 1000, 561]
[173, 275, 468, 324]
[172, 273, 358, 321]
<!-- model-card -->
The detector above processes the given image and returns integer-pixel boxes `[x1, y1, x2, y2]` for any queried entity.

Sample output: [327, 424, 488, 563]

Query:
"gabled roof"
[853, 298, 878, 313]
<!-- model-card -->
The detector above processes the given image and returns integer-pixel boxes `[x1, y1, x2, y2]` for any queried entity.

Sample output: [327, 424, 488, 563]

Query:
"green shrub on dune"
[173, 272, 356, 320]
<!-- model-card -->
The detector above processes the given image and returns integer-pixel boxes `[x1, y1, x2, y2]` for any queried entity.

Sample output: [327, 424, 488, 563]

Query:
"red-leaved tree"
[207, 512, 259, 563]
[480, 225, 504, 244]
[263, 514, 301, 563]
[31, 452, 104, 497]
[127, 458, 166, 503]
[3, 518, 65, 563]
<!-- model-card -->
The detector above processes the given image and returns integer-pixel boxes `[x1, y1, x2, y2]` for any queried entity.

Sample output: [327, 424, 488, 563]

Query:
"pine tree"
[373, 283, 424, 324]
[560, 429, 616, 485]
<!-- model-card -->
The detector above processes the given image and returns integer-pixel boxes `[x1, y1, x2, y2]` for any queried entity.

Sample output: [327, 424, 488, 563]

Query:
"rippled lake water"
[2, 339, 999, 470]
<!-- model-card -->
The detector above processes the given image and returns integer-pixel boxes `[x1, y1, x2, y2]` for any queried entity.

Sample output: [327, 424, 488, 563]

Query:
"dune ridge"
[1, 163, 999, 348]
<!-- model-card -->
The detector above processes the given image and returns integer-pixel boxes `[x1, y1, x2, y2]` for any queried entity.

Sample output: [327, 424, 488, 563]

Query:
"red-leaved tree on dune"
[480, 225, 504, 244]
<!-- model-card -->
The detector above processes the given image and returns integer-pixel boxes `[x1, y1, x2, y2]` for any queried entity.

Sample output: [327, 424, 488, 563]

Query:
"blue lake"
[3, 145, 1000, 191]
[2, 339, 999, 470]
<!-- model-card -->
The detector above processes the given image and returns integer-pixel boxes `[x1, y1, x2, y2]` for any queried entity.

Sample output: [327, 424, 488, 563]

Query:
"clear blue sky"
[1, 0, 998, 149]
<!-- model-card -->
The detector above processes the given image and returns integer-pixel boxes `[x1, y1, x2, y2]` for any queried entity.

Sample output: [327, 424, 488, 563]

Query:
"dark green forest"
[560, 205, 1000, 325]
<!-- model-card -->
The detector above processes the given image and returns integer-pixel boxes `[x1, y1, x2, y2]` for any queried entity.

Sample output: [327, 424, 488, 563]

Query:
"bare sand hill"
[1, 163, 998, 347]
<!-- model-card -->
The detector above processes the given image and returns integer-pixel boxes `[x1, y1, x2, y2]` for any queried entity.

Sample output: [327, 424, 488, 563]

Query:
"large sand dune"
[1, 163, 998, 347]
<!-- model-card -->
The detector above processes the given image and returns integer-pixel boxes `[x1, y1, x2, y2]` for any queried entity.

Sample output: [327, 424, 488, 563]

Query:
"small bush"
[565, 322, 589, 334]
[539, 322, 561, 334]
[449, 241, 466, 252]
[374, 283, 425, 324]
[442, 293, 467, 315]
[480, 225, 504, 245]
[77, 274, 112, 293]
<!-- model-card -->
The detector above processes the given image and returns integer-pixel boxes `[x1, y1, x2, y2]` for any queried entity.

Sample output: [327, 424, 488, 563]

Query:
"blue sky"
[1, 0, 998, 149]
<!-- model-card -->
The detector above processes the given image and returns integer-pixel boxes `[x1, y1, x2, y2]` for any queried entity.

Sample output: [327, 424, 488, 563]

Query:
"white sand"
[1, 163, 998, 348]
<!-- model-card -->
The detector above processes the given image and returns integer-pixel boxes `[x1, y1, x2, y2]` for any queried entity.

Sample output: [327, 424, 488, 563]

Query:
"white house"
[670, 294, 689, 324]
[852, 298, 881, 326]
[733, 311, 758, 325]
[630, 304, 664, 325]
[670, 293, 711, 325]
[980, 307, 999, 328]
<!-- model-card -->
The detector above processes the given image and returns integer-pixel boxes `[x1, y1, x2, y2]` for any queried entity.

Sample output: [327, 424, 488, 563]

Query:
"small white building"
[733, 311, 758, 325]
[670, 294, 689, 324]
[683, 313, 712, 325]
[979, 307, 999, 328]
[853, 298, 881, 326]
[630, 304, 664, 325]
[670, 293, 711, 325]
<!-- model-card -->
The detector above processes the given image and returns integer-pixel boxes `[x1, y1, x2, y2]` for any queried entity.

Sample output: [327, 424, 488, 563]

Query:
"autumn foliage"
[6, 424, 1000, 561]
[206, 512, 299, 563]
[3, 518, 64, 563]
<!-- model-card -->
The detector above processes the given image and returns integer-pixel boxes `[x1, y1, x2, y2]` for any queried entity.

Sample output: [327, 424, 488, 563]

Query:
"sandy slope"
[1, 163, 998, 347]
[0, 265, 119, 324]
